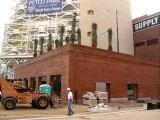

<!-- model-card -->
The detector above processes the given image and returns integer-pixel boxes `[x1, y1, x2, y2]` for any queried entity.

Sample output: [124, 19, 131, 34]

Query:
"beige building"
[80, 0, 134, 55]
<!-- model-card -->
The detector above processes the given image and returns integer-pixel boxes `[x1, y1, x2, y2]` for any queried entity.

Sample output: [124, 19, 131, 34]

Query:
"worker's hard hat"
[67, 88, 71, 91]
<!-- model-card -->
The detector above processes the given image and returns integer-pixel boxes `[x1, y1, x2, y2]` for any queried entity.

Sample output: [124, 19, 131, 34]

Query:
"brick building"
[133, 12, 160, 62]
[14, 44, 160, 103]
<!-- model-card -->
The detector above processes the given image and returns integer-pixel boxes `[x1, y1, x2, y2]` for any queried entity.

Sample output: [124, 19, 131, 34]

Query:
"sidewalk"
[1, 107, 159, 120]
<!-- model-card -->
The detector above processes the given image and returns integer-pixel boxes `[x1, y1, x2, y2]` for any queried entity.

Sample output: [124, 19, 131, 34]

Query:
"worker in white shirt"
[67, 88, 74, 115]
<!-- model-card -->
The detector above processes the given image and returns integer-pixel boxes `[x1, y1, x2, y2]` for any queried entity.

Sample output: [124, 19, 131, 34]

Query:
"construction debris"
[82, 92, 97, 99]
[82, 92, 97, 106]
[82, 91, 108, 106]
[88, 103, 111, 112]
[95, 91, 108, 104]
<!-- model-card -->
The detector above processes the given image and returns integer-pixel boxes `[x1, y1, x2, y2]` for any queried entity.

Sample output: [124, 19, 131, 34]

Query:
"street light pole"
[116, 10, 119, 52]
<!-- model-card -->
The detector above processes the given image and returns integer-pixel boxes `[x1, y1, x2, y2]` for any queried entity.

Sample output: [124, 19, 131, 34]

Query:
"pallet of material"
[83, 98, 97, 106]
[94, 91, 108, 100]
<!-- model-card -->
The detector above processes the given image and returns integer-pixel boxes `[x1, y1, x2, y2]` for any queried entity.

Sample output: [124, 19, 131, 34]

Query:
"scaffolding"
[0, 0, 80, 79]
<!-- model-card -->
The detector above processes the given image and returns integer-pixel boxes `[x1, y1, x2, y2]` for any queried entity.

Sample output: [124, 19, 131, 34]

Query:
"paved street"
[0, 109, 159, 120]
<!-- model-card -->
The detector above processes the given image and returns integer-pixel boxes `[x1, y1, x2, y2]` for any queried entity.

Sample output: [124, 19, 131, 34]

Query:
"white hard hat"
[67, 88, 71, 91]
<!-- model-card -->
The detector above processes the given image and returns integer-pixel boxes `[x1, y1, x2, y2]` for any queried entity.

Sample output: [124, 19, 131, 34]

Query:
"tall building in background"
[80, 0, 134, 55]
[0, 0, 80, 79]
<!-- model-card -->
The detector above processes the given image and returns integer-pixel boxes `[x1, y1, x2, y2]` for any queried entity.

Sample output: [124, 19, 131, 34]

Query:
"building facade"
[133, 12, 160, 62]
[1, 0, 135, 79]
[80, 0, 134, 55]
[14, 44, 160, 103]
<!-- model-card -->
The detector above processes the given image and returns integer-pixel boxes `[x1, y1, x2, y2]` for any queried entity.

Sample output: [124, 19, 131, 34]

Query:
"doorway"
[106, 83, 111, 102]
[30, 77, 36, 91]
[24, 78, 28, 88]
[95, 82, 110, 102]
[38, 76, 47, 86]
[127, 84, 138, 101]
[50, 75, 61, 97]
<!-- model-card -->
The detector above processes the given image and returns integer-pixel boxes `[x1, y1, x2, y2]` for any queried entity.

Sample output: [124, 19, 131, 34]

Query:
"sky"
[0, 0, 160, 49]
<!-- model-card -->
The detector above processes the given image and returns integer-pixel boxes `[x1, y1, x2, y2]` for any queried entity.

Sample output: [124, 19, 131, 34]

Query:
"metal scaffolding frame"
[0, 0, 80, 79]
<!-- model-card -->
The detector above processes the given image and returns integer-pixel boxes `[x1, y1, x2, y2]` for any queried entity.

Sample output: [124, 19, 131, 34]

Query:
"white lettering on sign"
[29, 0, 61, 5]
[133, 15, 160, 32]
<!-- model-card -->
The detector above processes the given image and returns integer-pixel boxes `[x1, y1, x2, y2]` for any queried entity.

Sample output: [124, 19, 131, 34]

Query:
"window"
[39, 76, 47, 85]
[87, 31, 92, 37]
[128, 84, 134, 90]
[96, 82, 106, 92]
[135, 41, 145, 47]
[88, 10, 94, 15]
[147, 38, 158, 46]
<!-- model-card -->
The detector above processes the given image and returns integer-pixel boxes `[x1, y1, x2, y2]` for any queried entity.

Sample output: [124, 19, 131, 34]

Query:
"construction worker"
[67, 88, 74, 115]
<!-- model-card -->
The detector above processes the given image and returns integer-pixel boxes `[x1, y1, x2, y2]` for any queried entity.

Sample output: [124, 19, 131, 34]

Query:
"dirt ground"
[0, 102, 144, 117]
[0, 104, 88, 117]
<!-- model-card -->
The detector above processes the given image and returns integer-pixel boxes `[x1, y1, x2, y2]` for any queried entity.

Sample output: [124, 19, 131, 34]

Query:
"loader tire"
[36, 96, 49, 109]
[4, 98, 16, 110]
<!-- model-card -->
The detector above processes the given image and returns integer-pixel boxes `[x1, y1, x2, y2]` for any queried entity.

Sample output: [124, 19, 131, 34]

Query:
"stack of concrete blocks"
[94, 91, 108, 104]
[82, 92, 97, 106]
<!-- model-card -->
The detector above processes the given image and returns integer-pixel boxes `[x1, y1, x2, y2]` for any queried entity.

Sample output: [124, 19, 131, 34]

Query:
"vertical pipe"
[158, 25, 160, 99]
[116, 10, 119, 52]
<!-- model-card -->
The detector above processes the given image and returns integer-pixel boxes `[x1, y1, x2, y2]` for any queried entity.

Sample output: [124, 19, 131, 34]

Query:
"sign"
[26, 0, 62, 15]
[133, 15, 160, 32]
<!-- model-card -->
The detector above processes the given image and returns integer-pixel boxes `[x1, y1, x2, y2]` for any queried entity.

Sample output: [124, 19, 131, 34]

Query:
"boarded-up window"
[88, 10, 94, 15]
[147, 38, 158, 46]
[135, 41, 145, 47]
[96, 82, 106, 92]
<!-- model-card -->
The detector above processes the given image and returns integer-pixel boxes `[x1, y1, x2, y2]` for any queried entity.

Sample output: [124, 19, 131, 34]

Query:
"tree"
[77, 28, 81, 45]
[59, 25, 65, 46]
[39, 37, 44, 55]
[55, 39, 59, 48]
[33, 39, 38, 57]
[65, 36, 70, 44]
[70, 12, 77, 43]
[108, 28, 113, 51]
[47, 33, 52, 51]
[92, 23, 98, 47]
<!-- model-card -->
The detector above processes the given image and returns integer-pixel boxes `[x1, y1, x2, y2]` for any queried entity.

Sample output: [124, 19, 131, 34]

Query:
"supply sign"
[133, 15, 160, 32]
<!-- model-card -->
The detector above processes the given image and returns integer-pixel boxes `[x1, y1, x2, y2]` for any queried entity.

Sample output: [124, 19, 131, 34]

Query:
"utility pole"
[116, 10, 119, 52]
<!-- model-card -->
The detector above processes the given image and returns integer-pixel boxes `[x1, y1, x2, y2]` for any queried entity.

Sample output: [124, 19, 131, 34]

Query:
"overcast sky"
[0, 0, 160, 49]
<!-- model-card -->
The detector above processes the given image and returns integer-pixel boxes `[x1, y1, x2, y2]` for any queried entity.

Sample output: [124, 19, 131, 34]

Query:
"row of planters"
[91, 23, 113, 51]
[147, 102, 160, 110]
[33, 12, 114, 57]
[33, 13, 81, 57]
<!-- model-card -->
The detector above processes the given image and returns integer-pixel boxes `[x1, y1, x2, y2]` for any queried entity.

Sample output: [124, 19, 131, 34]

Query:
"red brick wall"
[69, 45, 160, 101]
[15, 46, 70, 102]
[14, 44, 160, 102]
